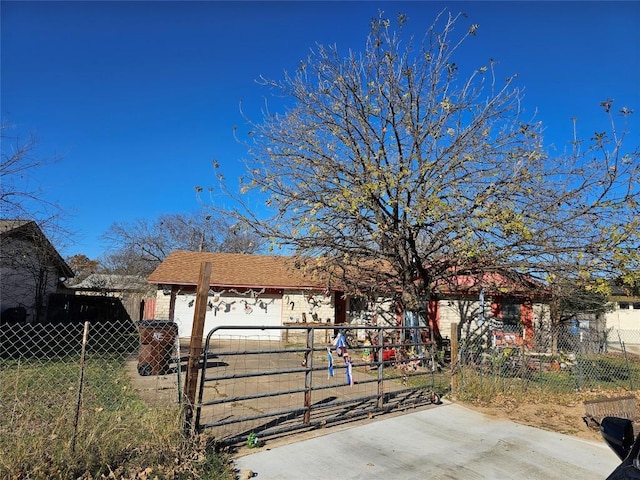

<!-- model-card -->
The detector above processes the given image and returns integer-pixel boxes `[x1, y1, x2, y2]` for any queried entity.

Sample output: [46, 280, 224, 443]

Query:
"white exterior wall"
[606, 302, 640, 331]
[437, 299, 482, 339]
[533, 303, 550, 328]
[437, 298, 550, 339]
[172, 291, 283, 339]
[154, 289, 172, 320]
[283, 289, 334, 324]
[347, 296, 396, 326]
[154, 287, 336, 339]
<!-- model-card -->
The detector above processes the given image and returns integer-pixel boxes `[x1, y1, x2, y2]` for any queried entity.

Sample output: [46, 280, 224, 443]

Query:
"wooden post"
[183, 261, 212, 434]
[71, 321, 90, 453]
[450, 322, 459, 394]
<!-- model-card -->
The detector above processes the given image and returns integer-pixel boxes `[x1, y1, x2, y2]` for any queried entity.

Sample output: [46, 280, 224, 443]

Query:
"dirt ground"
[129, 360, 635, 445]
[459, 389, 640, 442]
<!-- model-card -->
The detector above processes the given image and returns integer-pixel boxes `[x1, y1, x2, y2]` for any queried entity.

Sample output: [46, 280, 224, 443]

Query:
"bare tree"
[1, 124, 74, 323]
[1, 123, 62, 220]
[101, 211, 264, 275]
[1, 122, 71, 251]
[207, 11, 639, 321]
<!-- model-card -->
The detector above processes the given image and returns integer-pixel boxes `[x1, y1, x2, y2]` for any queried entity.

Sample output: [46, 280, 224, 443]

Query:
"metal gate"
[195, 325, 447, 446]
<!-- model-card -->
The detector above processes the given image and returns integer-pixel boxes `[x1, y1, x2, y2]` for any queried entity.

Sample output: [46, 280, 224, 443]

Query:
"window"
[347, 297, 370, 323]
[501, 301, 521, 332]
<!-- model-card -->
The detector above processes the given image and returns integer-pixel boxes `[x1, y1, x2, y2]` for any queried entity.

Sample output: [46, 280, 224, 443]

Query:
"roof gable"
[0, 219, 74, 278]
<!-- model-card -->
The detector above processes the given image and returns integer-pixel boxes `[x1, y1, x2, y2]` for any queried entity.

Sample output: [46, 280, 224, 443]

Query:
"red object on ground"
[382, 349, 395, 362]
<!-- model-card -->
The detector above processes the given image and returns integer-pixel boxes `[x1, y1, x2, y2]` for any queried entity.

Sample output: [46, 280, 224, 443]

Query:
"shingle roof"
[434, 269, 549, 297]
[71, 273, 149, 292]
[147, 251, 327, 290]
[147, 251, 552, 298]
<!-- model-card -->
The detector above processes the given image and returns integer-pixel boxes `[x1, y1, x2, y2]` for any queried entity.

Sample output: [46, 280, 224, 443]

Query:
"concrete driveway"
[234, 403, 619, 480]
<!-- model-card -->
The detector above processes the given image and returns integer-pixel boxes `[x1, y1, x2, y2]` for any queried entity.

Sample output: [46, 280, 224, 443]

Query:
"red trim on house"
[395, 300, 403, 327]
[491, 299, 502, 318]
[521, 301, 534, 346]
[428, 298, 440, 339]
[334, 293, 346, 324]
[142, 297, 156, 320]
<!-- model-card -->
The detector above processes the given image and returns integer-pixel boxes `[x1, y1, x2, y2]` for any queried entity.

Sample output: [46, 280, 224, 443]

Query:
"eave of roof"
[609, 295, 640, 303]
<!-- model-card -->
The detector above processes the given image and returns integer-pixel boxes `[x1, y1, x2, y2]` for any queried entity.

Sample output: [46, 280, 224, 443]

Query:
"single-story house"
[0, 219, 74, 324]
[147, 251, 338, 341]
[147, 251, 551, 344]
[605, 283, 640, 345]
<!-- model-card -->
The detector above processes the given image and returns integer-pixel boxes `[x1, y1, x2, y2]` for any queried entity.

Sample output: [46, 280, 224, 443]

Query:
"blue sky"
[2, 1, 639, 260]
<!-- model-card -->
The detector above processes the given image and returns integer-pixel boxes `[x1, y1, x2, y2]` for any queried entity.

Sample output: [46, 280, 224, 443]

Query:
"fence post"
[576, 338, 584, 391]
[520, 342, 527, 394]
[183, 261, 212, 434]
[377, 327, 384, 410]
[71, 321, 90, 454]
[450, 323, 458, 395]
[303, 327, 314, 424]
[619, 334, 634, 391]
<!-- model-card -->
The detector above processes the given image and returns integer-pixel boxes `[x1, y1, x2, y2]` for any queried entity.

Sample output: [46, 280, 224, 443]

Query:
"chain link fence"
[0, 320, 183, 479]
[4, 316, 640, 476]
[454, 322, 640, 397]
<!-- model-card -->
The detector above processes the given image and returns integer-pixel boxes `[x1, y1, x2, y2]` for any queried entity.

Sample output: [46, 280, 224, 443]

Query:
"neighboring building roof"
[70, 273, 150, 292]
[147, 251, 328, 290]
[609, 283, 640, 302]
[0, 219, 74, 278]
[0, 219, 31, 232]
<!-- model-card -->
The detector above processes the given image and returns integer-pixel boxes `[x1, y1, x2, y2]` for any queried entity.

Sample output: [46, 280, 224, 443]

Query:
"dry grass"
[454, 367, 640, 441]
[0, 357, 234, 480]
